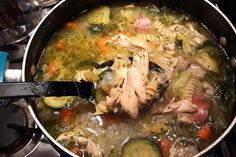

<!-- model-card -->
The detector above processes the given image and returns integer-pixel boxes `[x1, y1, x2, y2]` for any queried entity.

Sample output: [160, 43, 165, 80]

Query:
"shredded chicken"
[57, 131, 103, 157]
[74, 36, 166, 118]
[177, 113, 194, 125]
[133, 50, 149, 79]
[189, 63, 206, 78]
[129, 36, 153, 51]
[106, 87, 122, 107]
[129, 67, 147, 103]
[163, 99, 197, 113]
[150, 100, 169, 115]
[120, 79, 139, 118]
[94, 50, 165, 118]
[111, 57, 130, 86]
[110, 33, 153, 51]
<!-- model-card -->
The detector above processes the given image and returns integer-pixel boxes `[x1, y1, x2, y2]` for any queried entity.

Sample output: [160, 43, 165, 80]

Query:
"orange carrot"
[47, 63, 56, 75]
[65, 22, 78, 29]
[55, 42, 65, 50]
[160, 137, 170, 157]
[97, 36, 112, 54]
[120, 31, 133, 37]
[197, 125, 212, 140]
[59, 108, 76, 124]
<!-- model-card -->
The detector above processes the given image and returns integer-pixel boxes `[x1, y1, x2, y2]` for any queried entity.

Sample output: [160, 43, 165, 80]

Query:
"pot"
[3, 0, 236, 156]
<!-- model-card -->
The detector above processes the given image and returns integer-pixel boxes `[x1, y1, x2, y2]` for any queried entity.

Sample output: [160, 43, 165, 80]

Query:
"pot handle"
[0, 51, 22, 82]
[0, 51, 22, 106]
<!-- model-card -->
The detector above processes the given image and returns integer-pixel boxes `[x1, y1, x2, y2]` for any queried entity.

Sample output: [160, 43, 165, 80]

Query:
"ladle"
[0, 59, 167, 101]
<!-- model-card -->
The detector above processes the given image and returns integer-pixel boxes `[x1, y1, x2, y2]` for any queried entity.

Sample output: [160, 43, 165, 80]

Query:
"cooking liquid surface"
[35, 2, 235, 157]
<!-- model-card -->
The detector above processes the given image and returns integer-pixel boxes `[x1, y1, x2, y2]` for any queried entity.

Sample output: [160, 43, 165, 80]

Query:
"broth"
[35, 2, 235, 157]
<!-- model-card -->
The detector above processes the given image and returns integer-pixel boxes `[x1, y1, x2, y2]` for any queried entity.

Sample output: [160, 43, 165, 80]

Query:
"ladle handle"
[0, 81, 93, 99]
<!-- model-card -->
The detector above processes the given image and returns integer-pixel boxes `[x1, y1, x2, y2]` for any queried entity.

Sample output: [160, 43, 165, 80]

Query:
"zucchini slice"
[122, 138, 162, 157]
[43, 96, 74, 108]
[87, 6, 111, 25]
[76, 60, 99, 70]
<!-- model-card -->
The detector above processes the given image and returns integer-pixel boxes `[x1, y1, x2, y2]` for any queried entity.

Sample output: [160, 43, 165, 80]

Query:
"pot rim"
[22, 0, 236, 156]
[23, 1, 75, 156]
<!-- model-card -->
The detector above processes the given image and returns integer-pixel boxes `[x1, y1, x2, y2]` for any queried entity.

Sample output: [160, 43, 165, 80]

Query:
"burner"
[0, 99, 42, 156]
[0, 104, 28, 150]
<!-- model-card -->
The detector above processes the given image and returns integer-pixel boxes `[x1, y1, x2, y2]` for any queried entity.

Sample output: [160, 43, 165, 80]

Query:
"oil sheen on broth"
[35, 2, 235, 157]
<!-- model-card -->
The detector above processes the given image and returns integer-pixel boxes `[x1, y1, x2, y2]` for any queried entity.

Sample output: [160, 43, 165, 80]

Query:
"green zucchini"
[76, 60, 98, 70]
[43, 96, 74, 108]
[122, 138, 162, 157]
[87, 6, 111, 25]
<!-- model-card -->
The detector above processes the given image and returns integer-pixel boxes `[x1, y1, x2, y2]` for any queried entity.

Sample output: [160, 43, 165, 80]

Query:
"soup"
[35, 2, 235, 157]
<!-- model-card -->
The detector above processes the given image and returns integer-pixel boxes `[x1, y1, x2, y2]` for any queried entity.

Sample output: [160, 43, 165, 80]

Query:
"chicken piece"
[163, 99, 197, 113]
[86, 139, 103, 157]
[57, 131, 103, 157]
[120, 81, 139, 118]
[177, 113, 194, 125]
[150, 100, 169, 115]
[189, 63, 206, 78]
[128, 67, 147, 103]
[111, 33, 131, 48]
[111, 57, 131, 70]
[110, 33, 153, 51]
[129, 36, 153, 51]
[120, 66, 147, 118]
[133, 51, 149, 79]
[111, 57, 130, 86]
[106, 87, 122, 107]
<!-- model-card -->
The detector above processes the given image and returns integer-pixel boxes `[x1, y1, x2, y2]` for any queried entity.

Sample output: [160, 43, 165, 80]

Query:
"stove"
[0, 0, 236, 157]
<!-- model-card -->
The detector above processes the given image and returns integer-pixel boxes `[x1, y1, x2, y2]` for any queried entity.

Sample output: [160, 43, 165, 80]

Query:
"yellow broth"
[35, 2, 235, 157]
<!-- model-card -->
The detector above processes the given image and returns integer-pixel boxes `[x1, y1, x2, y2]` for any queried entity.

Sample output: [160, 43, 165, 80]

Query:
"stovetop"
[0, 0, 236, 156]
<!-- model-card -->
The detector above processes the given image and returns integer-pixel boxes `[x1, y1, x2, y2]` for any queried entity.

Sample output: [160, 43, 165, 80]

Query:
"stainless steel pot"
[17, 0, 236, 156]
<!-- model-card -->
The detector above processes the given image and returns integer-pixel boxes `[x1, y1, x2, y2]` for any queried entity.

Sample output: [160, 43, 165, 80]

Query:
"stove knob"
[0, 51, 8, 82]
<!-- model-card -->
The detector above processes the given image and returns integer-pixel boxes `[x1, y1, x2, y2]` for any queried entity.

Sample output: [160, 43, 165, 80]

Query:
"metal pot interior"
[23, 0, 236, 156]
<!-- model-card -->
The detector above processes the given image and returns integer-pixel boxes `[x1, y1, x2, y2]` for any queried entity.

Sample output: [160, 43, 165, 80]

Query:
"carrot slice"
[197, 125, 212, 140]
[97, 36, 112, 54]
[65, 22, 78, 29]
[59, 108, 76, 124]
[47, 63, 56, 75]
[160, 137, 170, 157]
[55, 42, 65, 50]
